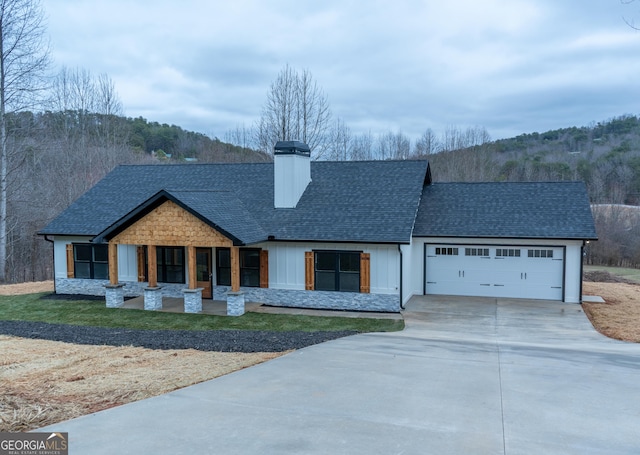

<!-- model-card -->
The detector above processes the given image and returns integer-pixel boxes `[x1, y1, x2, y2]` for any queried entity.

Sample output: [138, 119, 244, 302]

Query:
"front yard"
[1, 272, 638, 432]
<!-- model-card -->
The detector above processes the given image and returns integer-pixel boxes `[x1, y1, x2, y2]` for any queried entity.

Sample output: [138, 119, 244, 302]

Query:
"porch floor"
[121, 296, 401, 320]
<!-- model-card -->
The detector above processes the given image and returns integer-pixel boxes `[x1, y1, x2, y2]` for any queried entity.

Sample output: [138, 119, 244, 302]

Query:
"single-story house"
[39, 141, 597, 313]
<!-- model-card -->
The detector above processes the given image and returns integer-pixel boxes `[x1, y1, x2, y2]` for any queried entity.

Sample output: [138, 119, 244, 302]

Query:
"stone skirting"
[54, 278, 400, 312]
[215, 287, 399, 312]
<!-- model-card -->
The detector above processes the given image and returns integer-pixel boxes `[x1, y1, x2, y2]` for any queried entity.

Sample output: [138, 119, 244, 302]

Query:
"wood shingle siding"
[111, 201, 233, 247]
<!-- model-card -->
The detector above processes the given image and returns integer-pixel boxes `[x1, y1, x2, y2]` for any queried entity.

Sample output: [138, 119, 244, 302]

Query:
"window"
[73, 244, 109, 279]
[216, 248, 262, 288]
[240, 249, 261, 287]
[465, 248, 489, 257]
[157, 246, 185, 284]
[528, 249, 554, 258]
[496, 248, 521, 257]
[216, 248, 231, 286]
[435, 247, 459, 256]
[314, 251, 360, 292]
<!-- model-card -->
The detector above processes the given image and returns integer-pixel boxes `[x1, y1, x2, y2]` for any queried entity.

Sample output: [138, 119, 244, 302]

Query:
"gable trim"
[93, 190, 245, 245]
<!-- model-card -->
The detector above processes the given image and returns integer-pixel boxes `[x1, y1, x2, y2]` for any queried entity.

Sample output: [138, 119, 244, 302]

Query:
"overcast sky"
[44, 0, 640, 143]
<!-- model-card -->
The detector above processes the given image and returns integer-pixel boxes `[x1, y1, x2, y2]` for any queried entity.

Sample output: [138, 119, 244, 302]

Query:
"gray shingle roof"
[413, 182, 597, 240]
[40, 160, 431, 244]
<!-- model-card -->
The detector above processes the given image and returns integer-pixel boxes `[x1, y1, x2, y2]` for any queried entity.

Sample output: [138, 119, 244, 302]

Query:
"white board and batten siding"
[53, 237, 139, 282]
[411, 238, 584, 303]
[261, 242, 400, 295]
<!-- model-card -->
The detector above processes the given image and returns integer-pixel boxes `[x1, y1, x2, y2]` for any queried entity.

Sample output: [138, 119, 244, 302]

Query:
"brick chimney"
[273, 141, 311, 208]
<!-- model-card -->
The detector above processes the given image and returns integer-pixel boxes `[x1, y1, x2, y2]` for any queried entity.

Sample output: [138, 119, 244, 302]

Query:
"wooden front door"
[196, 248, 212, 299]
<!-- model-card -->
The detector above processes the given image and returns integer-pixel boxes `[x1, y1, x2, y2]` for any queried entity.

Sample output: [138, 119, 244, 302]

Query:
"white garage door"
[425, 245, 564, 300]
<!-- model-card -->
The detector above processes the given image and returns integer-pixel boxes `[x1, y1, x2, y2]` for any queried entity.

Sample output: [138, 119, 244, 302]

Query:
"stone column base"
[184, 288, 203, 313]
[144, 287, 163, 311]
[105, 284, 125, 308]
[227, 291, 245, 316]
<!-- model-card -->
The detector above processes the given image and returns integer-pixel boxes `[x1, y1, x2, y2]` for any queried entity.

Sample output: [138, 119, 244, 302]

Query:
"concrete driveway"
[41, 296, 640, 454]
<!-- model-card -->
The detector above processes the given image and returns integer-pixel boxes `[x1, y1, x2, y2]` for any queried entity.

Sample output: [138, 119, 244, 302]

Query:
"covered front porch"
[100, 198, 249, 315]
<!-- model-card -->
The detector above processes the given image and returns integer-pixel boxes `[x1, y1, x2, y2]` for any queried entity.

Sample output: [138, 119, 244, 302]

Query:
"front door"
[196, 248, 212, 299]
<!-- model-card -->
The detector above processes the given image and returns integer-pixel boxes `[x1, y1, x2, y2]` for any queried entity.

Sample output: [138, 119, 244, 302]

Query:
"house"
[39, 141, 597, 313]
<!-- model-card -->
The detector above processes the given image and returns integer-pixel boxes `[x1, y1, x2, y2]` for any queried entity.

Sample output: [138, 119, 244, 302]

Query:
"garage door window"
[528, 249, 553, 258]
[465, 248, 489, 257]
[435, 247, 458, 255]
[496, 248, 521, 257]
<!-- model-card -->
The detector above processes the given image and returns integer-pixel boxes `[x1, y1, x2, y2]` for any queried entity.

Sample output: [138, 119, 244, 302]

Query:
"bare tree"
[376, 130, 411, 160]
[414, 128, 441, 156]
[326, 117, 352, 160]
[0, 0, 50, 281]
[441, 125, 491, 152]
[351, 131, 374, 161]
[255, 65, 331, 158]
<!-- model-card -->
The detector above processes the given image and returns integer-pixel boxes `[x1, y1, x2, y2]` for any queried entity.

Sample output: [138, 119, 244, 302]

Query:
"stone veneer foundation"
[55, 278, 400, 312]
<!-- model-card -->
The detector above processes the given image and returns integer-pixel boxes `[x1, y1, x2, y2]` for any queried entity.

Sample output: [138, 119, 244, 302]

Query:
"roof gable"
[109, 199, 234, 247]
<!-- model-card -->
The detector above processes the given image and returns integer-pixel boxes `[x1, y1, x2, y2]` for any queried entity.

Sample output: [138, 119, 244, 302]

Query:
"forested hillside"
[11, 112, 640, 282]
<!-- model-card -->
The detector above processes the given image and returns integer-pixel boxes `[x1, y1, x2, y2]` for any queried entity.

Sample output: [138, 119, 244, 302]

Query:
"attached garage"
[424, 244, 564, 300]
[411, 182, 598, 304]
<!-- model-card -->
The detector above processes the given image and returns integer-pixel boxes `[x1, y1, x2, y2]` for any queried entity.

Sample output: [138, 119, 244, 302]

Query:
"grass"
[0, 293, 403, 333]
[584, 265, 640, 283]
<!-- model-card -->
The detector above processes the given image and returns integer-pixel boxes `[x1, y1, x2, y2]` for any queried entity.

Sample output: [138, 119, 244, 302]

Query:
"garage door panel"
[425, 244, 563, 301]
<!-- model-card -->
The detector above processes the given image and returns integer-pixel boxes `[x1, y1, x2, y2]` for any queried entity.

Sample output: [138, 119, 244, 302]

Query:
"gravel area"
[0, 320, 356, 352]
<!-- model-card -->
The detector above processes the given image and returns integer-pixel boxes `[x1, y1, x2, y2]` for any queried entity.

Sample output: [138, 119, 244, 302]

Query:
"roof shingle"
[413, 182, 597, 240]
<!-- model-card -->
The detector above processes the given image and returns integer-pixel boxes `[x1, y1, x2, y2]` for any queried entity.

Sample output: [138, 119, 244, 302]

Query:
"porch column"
[144, 245, 162, 310]
[227, 246, 244, 316]
[105, 242, 124, 308]
[147, 245, 157, 288]
[187, 245, 196, 289]
[230, 246, 240, 292]
[184, 245, 202, 313]
[108, 242, 118, 285]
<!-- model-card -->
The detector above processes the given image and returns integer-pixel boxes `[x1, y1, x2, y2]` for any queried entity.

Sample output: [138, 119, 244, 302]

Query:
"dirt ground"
[1, 278, 638, 432]
[582, 280, 640, 342]
[0, 281, 283, 432]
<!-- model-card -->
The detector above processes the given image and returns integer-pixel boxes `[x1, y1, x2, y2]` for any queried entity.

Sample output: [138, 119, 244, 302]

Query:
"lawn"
[0, 291, 402, 432]
[0, 293, 404, 333]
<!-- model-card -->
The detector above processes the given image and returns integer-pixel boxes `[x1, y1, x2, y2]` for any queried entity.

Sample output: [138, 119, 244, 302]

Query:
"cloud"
[44, 0, 640, 142]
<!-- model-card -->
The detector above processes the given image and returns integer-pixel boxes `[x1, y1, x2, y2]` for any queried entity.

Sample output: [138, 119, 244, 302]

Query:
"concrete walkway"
[40, 296, 640, 454]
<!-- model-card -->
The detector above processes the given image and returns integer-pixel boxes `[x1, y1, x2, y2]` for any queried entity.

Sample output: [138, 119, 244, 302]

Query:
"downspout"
[398, 244, 404, 310]
[44, 235, 56, 293]
[580, 240, 585, 304]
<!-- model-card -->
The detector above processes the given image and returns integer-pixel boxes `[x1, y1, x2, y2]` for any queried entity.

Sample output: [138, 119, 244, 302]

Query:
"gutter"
[398, 244, 404, 310]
